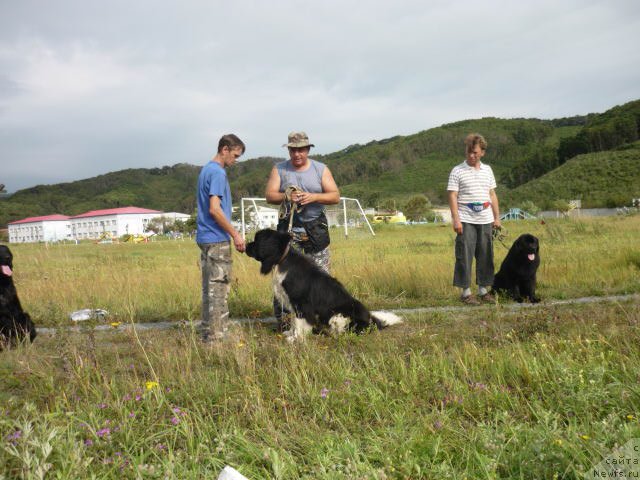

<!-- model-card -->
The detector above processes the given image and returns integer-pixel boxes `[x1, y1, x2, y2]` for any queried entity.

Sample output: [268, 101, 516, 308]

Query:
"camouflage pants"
[273, 243, 330, 323]
[199, 241, 232, 341]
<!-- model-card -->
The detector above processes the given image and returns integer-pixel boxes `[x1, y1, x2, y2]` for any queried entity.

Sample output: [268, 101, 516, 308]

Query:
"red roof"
[71, 207, 161, 219]
[9, 214, 71, 225]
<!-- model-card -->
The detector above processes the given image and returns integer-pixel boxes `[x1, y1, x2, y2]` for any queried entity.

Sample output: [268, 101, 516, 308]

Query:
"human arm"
[292, 167, 340, 206]
[489, 189, 501, 229]
[265, 166, 285, 205]
[209, 195, 245, 252]
[448, 190, 463, 235]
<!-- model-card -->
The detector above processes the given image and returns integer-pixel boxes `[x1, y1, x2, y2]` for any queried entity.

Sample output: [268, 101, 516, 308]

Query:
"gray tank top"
[277, 159, 326, 223]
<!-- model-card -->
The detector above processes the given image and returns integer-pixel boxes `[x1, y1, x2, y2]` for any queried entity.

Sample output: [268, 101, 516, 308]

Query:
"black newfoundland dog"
[246, 229, 402, 341]
[1, 245, 37, 348]
[492, 233, 541, 303]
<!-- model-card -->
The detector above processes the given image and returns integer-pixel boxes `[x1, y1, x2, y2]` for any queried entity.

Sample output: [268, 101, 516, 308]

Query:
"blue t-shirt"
[196, 161, 232, 244]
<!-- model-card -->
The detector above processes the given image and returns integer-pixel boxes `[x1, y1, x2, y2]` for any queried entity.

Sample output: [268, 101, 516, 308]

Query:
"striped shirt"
[447, 161, 497, 224]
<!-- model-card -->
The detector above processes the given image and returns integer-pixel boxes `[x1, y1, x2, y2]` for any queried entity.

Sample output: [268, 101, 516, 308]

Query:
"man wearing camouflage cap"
[265, 131, 340, 328]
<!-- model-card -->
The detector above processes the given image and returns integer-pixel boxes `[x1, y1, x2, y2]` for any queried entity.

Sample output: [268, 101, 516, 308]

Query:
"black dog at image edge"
[245, 229, 402, 341]
[0, 245, 37, 348]
[492, 233, 541, 303]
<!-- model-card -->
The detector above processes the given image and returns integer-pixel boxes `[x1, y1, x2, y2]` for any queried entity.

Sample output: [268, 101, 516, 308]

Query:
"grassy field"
[1, 215, 640, 478]
[6, 215, 640, 327]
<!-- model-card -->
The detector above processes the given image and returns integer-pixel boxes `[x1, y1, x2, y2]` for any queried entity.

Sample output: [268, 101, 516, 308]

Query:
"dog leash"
[278, 186, 304, 233]
[493, 225, 510, 249]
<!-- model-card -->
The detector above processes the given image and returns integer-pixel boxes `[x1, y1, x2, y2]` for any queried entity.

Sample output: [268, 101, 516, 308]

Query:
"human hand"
[493, 218, 502, 229]
[292, 191, 314, 205]
[453, 219, 463, 235]
[233, 233, 246, 253]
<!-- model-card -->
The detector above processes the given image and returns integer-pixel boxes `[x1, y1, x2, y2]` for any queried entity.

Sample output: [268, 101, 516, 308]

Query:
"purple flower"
[97, 403, 107, 409]
[171, 416, 180, 425]
[433, 420, 444, 430]
[123, 394, 132, 401]
[128, 412, 136, 418]
[84, 439, 93, 447]
[135, 395, 142, 401]
[96, 428, 111, 438]
[320, 388, 329, 399]
[156, 443, 166, 451]
[165, 387, 172, 393]
[5, 430, 22, 441]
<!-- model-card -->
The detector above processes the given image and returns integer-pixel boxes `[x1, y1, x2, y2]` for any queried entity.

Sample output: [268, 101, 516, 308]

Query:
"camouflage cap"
[283, 131, 315, 148]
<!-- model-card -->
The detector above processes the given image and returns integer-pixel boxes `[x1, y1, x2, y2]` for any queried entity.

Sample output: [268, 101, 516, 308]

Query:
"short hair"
[217, 134, 246, 154]
[464, 133, 487, 153]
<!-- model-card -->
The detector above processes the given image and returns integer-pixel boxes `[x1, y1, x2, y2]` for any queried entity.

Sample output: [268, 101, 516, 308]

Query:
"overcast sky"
[1, 0, 639, 192]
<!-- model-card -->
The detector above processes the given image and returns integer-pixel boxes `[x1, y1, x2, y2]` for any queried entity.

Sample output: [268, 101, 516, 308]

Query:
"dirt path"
[36, 293, 640, 335]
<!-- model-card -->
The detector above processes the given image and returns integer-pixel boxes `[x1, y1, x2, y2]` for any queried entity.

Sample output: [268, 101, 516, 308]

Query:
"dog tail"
[370, 311, 403, 329]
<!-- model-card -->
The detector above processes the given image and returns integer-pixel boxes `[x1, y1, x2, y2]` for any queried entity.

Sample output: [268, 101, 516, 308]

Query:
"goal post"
[239, 197, 375, 239]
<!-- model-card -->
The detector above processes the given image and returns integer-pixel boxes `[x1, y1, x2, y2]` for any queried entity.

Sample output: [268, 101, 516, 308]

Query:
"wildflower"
[5, 430, 22, 442]
[171, 416, 180, 425]
[156, 443, 166, 451]
[145, 381, 159, 391]
[433, 420, 444, 430]
[320, 388, 329, 399]
[554, 439, 563, 446]
[580, 435, 590, 441]
[84, 439, 93, 446]
[97, 403, 108, 409]
[237, 341, 246, 348]
[135, 395, 142, 401]
[165, 387, 171, 393]
[128, 412, 136, 418]
[123, 394, 131, 401]
[110, 322, 121, 328]
[96, 428, 111, 438]
[627, 415, 636, 421]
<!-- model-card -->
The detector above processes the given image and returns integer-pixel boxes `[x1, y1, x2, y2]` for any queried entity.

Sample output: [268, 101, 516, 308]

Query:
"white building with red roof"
[69, 207, 162, 240]
[8, 207, 168, 243]
[8, 214, 72, 243]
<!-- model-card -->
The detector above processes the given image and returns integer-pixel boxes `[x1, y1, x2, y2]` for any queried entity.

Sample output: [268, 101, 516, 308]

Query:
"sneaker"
[460, 294, 480, 306]
[479, 292, 496, 304]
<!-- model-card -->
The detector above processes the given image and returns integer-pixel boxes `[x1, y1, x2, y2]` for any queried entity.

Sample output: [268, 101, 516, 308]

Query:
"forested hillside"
[1, 99, 638, 227]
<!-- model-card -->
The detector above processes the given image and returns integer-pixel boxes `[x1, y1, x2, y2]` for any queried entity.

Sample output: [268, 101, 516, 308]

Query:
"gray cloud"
[1, 0, 639, 191]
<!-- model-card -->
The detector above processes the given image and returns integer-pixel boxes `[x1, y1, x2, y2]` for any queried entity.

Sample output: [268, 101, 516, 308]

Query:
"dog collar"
[277, 242, 291, 265]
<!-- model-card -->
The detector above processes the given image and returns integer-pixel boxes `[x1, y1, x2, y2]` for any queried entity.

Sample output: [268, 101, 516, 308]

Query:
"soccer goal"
[239, 197, 375, 239]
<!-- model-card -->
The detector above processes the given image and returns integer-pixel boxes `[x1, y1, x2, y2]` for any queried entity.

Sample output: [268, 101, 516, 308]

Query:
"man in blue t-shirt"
[196, 134, 246, 343]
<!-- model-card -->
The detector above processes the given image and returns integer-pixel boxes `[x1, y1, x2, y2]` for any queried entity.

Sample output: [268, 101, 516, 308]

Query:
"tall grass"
[5, 215, 640, 326]
[1, 301, 639, 478]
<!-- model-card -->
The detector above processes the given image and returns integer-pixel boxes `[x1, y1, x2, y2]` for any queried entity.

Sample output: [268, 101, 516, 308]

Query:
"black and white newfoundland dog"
[1, 245, 37, 349]
[492, 233, 541, 303]
[246, 229, 402, 341]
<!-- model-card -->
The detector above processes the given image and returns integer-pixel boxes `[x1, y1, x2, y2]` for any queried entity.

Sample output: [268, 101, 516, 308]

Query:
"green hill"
[504, 141, 640, 209]
[1, 99, 638, 227]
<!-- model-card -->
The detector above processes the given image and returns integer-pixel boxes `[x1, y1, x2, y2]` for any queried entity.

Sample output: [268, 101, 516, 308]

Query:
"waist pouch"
[465, 201, 491, 212]
[277, 211, 330, 254]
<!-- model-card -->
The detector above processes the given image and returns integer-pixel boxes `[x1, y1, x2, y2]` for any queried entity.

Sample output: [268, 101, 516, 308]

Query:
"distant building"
[8, 214, 72, 243]
[6, 206, 192, 243]
[156, 212, 191, 223]
[70, 207, 162, 240]
[252, 206, 279, 229]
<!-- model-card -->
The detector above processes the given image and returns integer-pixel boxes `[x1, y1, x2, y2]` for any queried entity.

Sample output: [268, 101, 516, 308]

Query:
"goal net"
[239, 197, 375, 240]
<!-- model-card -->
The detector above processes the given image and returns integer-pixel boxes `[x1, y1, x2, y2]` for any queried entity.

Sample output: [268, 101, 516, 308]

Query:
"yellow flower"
[145, 381, 159, 390]
[580, 435, 591, 441]
[627, 414, 636, 421]
[110, 322, 121, 328]
[237, 341, 246, 348]
[554, 439, 563, 446]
